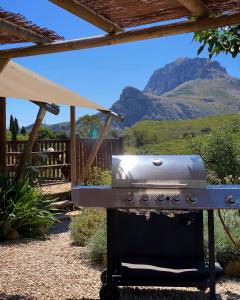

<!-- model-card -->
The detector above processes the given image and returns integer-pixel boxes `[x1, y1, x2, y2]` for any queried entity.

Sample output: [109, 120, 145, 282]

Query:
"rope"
[217, 209, 240, 248]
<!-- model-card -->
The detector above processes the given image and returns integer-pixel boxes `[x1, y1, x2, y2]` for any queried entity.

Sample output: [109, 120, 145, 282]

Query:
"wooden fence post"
[0, 97, 6, 174]
[70, 106, 77, 186]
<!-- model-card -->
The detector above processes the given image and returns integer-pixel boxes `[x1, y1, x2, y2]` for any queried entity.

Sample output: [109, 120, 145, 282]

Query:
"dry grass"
[0, 223, 240, 300]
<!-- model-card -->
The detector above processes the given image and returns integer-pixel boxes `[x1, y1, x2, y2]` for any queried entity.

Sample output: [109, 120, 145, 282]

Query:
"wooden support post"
[0, 59, 9, 175]
[80, 113, 113, 183]
[70, 106, 77, 186]
[15, 106, 46, 181]
[0, 97, 6, 174]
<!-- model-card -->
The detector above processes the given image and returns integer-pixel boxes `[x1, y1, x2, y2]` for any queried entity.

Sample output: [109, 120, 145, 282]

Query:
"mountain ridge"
[27, 57, 240, 132]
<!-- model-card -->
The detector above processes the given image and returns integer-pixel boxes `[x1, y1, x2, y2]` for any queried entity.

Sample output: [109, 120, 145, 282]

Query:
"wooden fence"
[6, 137, 124, 181]
[76, 137, 124, 180]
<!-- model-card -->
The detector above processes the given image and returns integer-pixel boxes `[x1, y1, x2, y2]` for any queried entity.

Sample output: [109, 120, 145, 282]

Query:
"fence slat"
[7, 138, 124, 182]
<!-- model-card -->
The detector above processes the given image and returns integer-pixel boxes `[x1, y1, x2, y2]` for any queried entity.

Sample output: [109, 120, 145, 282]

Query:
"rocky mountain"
[32, 57, 240, 132]
[143, 57, 227, 95]
[110, 57, 240, 127]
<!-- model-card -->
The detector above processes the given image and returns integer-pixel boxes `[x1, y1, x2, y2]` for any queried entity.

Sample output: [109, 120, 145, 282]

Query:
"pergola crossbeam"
[0, 12, 239, 59]
[0, 17, 52, 44]
[176, 0, 209, 17]
[49, 0, 122, 33]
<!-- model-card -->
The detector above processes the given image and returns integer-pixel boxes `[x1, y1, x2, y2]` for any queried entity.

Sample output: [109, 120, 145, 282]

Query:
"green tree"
[20, 126, 26, 136]
[194, 25, 240, 58]
[37, 128, 56, 140]
[55, 131, 67, 139]
[77, 114, 100, 138]
[14, 118, 19, 135]
[9, 115, 18, 141]
[189, 129, 240, 181]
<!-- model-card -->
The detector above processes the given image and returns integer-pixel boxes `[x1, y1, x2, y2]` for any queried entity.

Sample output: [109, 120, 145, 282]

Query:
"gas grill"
[71, 155, 240, 300]
[72, 155, 240, 210]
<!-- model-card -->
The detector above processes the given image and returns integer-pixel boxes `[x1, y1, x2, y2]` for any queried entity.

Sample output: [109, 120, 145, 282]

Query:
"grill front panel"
[71, 155, 240, 209]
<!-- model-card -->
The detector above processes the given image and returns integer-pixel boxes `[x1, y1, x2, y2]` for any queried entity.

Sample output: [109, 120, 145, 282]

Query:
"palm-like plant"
[0, 173, 56, 240]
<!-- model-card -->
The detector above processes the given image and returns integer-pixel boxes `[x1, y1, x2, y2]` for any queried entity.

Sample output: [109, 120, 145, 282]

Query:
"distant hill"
[27, 57, 240, 132]
[124, 113, 240, 155]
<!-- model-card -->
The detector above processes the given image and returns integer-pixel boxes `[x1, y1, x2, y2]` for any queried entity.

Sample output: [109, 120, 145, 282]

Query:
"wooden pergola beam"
[0, 12, 240, 58]
[49, 0, 122, 33]
[176, 0, 209, 17]
[0, 17, 52, 44]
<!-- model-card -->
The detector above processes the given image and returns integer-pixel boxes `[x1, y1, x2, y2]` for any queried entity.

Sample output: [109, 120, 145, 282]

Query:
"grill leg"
[208, 210, 216, 300]
[106, 208, 114, 284]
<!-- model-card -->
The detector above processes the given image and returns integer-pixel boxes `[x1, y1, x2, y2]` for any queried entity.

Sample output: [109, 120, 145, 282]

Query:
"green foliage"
[194, 26, 240, 58]
[87, 220, 107, 264]
[84, 167, 112, 186]
[70, 208, 106, 246]
[38, 128, 53, 139]
[36, 128, 67, 140]
[188, 129, 240, 181]
[9, 115, 19, 141]
[204, 211, 240, 267]
[55, 131, 67, 139]
[124, 113, 240, 156]
[70, 167, 109, 246]
[37, 128, 56, 140]
[15, 118, 19, 135]
[20, 126, 27, 136]
[77, 114, 101, 138]
[0, 174, 56, 240]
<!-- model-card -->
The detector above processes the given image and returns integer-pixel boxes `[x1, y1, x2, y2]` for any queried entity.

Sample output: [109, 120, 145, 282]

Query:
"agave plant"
[0, 173, 56, 240]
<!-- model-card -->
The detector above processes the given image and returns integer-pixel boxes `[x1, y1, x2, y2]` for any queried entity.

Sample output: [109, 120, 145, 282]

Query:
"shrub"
[203, 210, 240, 267]
[84, 167, 111, 186]
[70, 167, 109, 246]
[70, 208, 106, 246]
[0, 174, 56, 240]
[87, 220, 107, 264]
[214, 210, 240, 267]
[37, 128, 56, 140]
[189, 129, 240, 181]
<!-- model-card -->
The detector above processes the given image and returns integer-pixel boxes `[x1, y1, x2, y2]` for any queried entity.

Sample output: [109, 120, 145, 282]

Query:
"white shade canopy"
[0, 60, 109, 112]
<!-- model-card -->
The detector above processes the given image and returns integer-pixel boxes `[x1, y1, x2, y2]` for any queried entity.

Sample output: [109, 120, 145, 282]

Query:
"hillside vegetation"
[124, 113, 240, 155]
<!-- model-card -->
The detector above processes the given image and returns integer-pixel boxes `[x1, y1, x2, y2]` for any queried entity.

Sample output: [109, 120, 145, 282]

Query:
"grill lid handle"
[131, 183, 188, 188]
[152, 159, 163, 166]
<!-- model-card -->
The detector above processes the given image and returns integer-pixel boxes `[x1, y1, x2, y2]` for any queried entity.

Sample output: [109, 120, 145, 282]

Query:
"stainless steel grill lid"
[112, 155, 207, 189]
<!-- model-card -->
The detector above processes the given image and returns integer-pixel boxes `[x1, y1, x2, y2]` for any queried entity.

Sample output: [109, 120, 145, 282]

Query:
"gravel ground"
[39, 183, 71, 195]
[0, 222, 240, 300]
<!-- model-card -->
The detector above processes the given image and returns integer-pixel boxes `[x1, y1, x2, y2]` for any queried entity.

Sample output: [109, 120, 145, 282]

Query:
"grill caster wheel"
[99, 283, 120, 300]
[100, 269, 107, 284]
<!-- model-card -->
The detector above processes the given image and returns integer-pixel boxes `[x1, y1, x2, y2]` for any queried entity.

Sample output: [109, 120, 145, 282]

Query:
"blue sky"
[1, 0, 240, 128]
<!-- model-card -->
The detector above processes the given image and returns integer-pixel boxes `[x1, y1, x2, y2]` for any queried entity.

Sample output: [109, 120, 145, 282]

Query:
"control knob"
[186, 195, 198, 204]
[225, 195, 236, 206]
[172, 194, 181, 203]
[141, 194, 150, 204]
[156, 194, 165, 203]
[123, 193, 134, 203]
